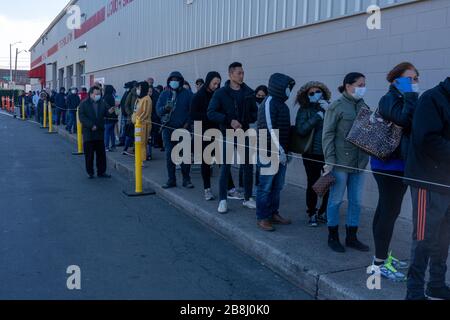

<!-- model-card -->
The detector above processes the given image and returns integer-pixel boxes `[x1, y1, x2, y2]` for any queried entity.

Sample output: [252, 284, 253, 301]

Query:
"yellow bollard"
[47, 102, 56, 134]
[42, 101, 48, 128]
[22, 98, 25, 120]
[72, 108, 84, 155]
[135, 118, 143, 193]
[123, 118, 155, 197]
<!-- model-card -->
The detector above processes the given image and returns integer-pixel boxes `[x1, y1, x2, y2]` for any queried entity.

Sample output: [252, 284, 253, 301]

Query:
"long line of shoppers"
[28, 61, 450, 301]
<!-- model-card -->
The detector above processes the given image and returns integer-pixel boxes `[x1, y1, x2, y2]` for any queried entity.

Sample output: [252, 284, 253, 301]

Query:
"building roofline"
[29, 0, 78, 52]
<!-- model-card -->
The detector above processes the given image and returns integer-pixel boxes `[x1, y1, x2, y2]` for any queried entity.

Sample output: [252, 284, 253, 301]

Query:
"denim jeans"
[162, 128, 191, 184]
[104, 123, 116, 149]
[327, 170, 365, 227]
[119, 116, 128, 144]
[219, 139, 254, 201]
[256, 163, 287, 221]
[66, 111, 77, 133]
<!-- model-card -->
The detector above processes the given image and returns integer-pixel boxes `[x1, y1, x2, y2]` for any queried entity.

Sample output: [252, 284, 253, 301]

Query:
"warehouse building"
[29, 0, 450, 214]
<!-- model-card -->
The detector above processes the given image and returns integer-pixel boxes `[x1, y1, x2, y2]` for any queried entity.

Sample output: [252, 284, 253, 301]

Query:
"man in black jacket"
[405, 77, 450, 300]
[208, 62, 258, 214]
[78, 86, 114, 179]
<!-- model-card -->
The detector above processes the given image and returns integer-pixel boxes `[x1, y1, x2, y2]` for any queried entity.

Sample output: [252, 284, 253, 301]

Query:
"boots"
[328, 226, 345, 253]
[345, 226, 370, 252]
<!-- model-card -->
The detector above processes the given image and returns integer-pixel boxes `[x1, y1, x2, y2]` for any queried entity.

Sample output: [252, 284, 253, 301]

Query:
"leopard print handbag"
[346, 107, 403, 160]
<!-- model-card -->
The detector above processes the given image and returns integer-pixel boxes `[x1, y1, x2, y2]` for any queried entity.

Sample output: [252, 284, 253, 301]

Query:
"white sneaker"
[218, 200, 228, 214]
[243, 198, 256, 210]
[204, 189, 215, 201]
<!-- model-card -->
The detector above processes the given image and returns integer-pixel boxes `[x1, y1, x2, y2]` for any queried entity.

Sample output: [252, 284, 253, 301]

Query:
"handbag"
[313, 173, 336, 197]
[290, 127, 315, 155]
[346, 107, 403, 160]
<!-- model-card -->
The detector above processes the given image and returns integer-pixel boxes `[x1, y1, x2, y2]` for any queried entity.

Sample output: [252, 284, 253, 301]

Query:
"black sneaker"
[308, 214, 318, 227]
[426, 286, 450, 300]
[317, 213, 328, 224]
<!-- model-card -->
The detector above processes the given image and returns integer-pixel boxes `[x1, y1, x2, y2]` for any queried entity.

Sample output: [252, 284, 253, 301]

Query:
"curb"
[55, 125, 361, 300]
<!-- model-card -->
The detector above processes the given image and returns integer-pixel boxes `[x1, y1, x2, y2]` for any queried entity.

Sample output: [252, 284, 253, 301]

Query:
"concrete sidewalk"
[49, 123, 447, 300]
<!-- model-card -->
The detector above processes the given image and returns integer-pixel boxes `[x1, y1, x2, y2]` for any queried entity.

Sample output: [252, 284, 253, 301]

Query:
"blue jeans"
[104, 123, 116, 149]
[162, 128, 191, 184]
[66, 111, 76, 133]
[119, 116, 128, 144]
[327, 170, 365, 227]
[256, 163, 287, 221]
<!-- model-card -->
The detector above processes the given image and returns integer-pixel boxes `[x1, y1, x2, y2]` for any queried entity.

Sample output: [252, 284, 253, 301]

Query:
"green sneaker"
[387, 252, 409, 270]
[371, 260, 406, 282]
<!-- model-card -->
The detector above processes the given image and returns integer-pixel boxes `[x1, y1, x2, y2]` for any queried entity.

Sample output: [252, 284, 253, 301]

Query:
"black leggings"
[373, 170, 407, 260]
[303, 154, 328, 216]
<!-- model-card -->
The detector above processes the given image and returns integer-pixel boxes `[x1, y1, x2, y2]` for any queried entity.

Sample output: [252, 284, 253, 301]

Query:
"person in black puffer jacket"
[256, 73, 296, 232]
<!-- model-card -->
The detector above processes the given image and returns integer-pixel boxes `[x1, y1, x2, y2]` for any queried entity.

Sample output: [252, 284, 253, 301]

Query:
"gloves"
[319, 100, 330, 111]
[317, 111, 324, 119]
[394, 77, 413, 93]
[323, 165, 333, 175]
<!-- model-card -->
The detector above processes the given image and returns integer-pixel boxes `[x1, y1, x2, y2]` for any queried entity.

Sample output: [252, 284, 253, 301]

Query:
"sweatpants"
[407, 187, 450, 299]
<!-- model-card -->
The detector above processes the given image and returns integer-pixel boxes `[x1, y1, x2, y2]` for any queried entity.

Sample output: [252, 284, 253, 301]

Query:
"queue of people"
[28, 60, 449, 300]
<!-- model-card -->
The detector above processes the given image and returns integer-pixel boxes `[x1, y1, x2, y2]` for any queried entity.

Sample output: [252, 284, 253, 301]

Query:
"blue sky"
[0, 0, 69, 70]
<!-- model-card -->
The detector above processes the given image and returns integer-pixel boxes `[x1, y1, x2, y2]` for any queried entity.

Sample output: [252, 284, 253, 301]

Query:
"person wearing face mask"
[322, 72, 370, 253]
[66, 88, 81, 134]
[190, 71, 222, 201]
[78, 86, 114, 179]
[369, 62, 420, 282]
[294, 81, 332, 227]
[132, 81, 152, 162]
[157, 71, 194, 189]
[255, 73, 296, 232]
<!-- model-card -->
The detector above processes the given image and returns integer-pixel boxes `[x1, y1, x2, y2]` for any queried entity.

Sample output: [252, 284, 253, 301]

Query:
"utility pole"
[9, 41, 21, 89]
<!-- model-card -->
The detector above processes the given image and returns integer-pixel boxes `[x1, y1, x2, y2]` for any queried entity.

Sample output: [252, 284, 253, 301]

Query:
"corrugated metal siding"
[31, 0, 421, 85]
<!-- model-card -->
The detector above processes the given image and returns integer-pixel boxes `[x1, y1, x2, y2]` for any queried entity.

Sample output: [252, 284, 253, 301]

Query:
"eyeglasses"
[308, 90, 322, 96]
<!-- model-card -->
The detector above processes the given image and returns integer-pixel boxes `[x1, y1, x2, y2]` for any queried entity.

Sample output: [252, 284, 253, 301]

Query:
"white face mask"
[412, 83, 420, 93]
[353, 87, 367, 99]
[136, 89, 141, 96]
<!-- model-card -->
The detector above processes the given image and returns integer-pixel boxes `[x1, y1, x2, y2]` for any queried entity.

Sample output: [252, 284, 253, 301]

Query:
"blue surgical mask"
[94, 95, 101, 102]
[169, 81, 180, 90]
[353, 87, 367, 99]
[309, 92, 323, 103]
[285, 88, 292, 98]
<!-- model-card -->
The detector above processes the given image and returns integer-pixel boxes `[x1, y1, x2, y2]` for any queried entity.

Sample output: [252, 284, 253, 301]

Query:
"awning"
[28, 64, 46, 87]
